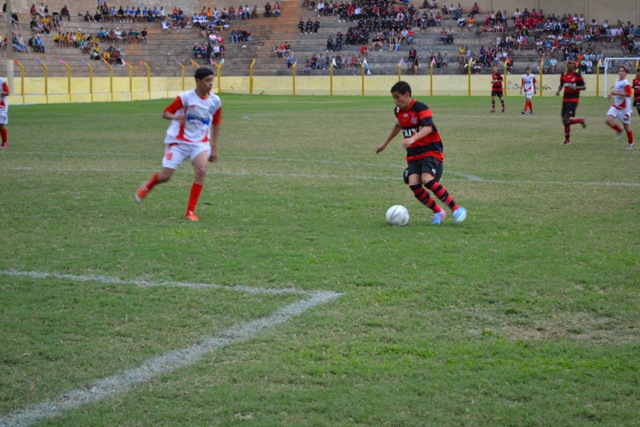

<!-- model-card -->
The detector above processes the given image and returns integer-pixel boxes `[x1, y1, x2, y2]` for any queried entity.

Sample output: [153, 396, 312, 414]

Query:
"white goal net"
[603, 57, 639, 98]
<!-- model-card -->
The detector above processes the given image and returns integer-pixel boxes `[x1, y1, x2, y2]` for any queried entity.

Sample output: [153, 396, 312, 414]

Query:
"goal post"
[603, 57, 639, 98]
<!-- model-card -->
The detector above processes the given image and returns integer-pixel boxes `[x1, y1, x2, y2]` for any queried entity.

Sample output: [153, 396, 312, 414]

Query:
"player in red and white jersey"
[606, 65, 634, 150]
[520, 66, 537, 114]
[490, 65, 505, 113]
[555, 61, 586, 145]
[376, 81, 467, 225]
[0, 77, 10, 148]
[632, 68, 640, 120]
[134, 67, 223, 220]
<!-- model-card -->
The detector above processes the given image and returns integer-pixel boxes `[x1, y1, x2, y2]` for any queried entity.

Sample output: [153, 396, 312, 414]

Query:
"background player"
[605, 65, 634, 150]
[555, 61, 586, 145]
[0, 76, 10, 148]
[632, 68, 640, 121]
[134, 67, 222, 221]
[376, 81, 467, 225]
[520, 66, 537, 114]
[490, 65, 505, 113]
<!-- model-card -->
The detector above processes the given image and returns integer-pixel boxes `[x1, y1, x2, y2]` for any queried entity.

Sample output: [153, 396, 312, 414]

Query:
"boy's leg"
[184, 149, 209, 220]
[0, 124, 7, 148]
[421, 161, 467, 223]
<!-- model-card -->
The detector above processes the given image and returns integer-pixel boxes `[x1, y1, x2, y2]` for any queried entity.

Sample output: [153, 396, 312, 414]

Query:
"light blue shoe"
[432, 210, 446, 225]
[453, 207, 467, 224]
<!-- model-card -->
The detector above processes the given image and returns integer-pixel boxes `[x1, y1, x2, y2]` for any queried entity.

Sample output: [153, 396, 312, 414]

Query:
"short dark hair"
[619, 65, 629, 73]
[194, 67, 214, 80]
[391, 81, 412, 96]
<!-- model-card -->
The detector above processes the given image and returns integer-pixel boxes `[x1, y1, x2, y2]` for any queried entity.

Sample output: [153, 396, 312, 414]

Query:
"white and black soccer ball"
[386, 205, 409, 226]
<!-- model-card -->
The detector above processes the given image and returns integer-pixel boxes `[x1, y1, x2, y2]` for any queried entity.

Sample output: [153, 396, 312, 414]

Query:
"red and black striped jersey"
[633, 77, 640, 101]
[395, 99, 444, 163]
[559, 71, 585, 103]
[491, 73, 503, 92]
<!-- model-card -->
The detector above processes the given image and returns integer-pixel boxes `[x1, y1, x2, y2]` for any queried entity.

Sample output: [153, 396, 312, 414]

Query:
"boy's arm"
[209, 125, 220, 162]
[401, 125, 433, 149]
[376, 124, 402, 154]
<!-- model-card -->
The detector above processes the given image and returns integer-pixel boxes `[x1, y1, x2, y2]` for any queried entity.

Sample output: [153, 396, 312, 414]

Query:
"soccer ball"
[386, 205, 409, 226]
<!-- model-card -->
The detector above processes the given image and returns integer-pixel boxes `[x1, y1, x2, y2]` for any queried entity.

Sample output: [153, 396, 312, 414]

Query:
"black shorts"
[491, 90, 503, 97]
[634, 98, 640, 107]
[561, 101, 579, 118]
[407, 156, 443, 182]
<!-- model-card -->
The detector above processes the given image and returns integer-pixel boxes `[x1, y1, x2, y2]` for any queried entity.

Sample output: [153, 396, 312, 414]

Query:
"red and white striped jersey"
[611, 78, 632, 114]
[164, 89, 222, 144]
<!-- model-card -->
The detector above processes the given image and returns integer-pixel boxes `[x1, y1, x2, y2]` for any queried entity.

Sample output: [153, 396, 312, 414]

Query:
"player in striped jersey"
[632, 68, 640, 122]
[605, 65, 634, 150]
[555, 61, 586, 145]
[490, 65, 505, 113]
[134, 67, 223, 220]
[376, 81, 467, 225]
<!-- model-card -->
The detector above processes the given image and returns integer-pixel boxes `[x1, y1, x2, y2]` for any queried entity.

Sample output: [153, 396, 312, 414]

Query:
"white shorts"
[524, 90, 534, 99]
[606, 106, 631, 125]
[0, 106, 8, 125]
[162, 142, 211, 169]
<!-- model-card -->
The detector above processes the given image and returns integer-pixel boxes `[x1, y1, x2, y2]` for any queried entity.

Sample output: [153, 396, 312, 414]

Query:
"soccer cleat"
[529, 111, 534, 115]
[432, 210, 446, 225]
[502, 107, 505, 112]
[184, 210, 199, 221]
[615, 130, 623, 140]
[626, 142, 634, 150]
[563, 140, 571, 145]
[581, 119, 586, 129]
[490, 108, 495, 113]
[452, 207, 467, 224]
[521, 110, 526, 115]
[1, 142, 6, 148]
[134, 185, 149, 204]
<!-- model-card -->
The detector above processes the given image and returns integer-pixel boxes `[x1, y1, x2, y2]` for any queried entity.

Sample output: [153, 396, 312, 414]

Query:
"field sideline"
[0, 95, 638, 426]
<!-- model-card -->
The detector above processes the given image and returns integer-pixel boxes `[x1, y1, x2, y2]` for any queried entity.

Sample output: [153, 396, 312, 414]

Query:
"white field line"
[1, 166, 638, 187]
[0, 270, 342, 427]
[0, 270, 309, 296]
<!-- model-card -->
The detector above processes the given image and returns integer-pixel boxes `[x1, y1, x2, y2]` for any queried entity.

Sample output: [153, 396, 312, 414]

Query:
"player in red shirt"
[633, 68, 640, 120]
[134, 68, 222, 221]
[0, 77, 9, 148]
[555, 61, 586, 145]
[376, 81, 467, 225]
[490, 65, 505, 113]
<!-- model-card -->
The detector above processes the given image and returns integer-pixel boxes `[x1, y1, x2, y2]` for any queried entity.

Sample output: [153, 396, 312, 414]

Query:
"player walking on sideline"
[556, 61, 586, 145]
[0, 77, 10, 148]
[520, 66, 537, 114]
[490, 65, 505, 113]
[606, 65, 634, 150]
[376, 81, 467, 225]
[134, 67, 222, 221]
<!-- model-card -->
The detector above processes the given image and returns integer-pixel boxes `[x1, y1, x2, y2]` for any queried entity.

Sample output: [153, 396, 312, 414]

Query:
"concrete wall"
[8, 0, 640, 23]
[6, 73, 607, 104]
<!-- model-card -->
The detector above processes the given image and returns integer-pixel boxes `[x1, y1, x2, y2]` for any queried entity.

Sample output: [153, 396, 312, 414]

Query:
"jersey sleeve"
[164, 96, 184, 114]
[416, 104, 434, 127]
[624, 82, 632, 97]
[212, 107, 222, 126]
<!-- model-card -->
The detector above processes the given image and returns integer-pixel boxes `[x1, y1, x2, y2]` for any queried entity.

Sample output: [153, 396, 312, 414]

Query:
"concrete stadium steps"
[0, 4, 626, 79]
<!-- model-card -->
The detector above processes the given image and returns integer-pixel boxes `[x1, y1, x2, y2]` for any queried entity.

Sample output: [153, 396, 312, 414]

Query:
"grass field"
[0, 93, 638, 426]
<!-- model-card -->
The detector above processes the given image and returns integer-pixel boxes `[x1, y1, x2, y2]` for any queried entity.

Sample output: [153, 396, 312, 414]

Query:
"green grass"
[0, 94, 638, 426]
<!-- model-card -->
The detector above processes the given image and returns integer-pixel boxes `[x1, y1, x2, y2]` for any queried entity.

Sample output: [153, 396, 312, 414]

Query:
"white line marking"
[0, 270, 309, 296]
[0, 270, 342, 427]
[0, 166, 638, 187]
